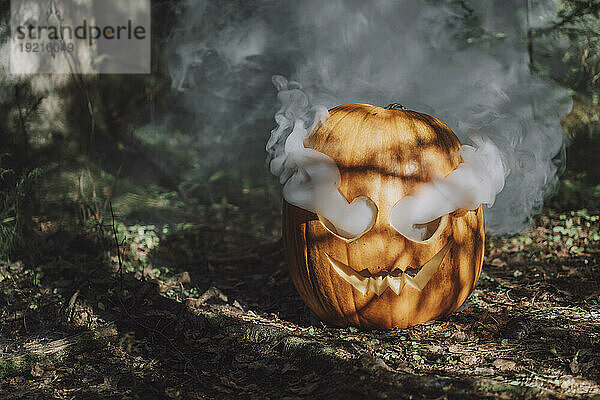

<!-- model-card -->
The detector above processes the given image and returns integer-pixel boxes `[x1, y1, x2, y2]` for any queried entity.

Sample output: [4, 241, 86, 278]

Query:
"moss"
[0, 354, 44, 379]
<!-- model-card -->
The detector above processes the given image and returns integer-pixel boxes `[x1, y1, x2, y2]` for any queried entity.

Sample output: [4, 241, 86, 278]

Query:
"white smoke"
[266, 76, 376, 239]
[168, 0, 572, 234]
[389, 135, 507, 241]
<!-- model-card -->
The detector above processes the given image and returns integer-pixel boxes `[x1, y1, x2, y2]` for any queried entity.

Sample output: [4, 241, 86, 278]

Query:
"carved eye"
[409, 217, 443, 241]
[389, 197, 447, 243]
[317, 196, 377, 241]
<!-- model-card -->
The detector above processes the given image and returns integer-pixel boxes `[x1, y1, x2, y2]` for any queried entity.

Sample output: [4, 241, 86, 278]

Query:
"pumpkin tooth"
[368, 276, 388, 296]
[407, 241, 452, 291]
[386, 275, 405, 295]
[326, 254, 369, 295]
[403, 275, 421, 291]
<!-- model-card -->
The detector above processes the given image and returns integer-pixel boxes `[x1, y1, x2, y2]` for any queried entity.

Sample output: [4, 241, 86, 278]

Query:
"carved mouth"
[326, 241, 452, 296]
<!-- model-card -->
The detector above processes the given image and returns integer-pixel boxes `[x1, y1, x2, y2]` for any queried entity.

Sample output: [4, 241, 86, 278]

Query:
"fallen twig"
[186, 286, 228, 308]
[109, 201, 125, 291]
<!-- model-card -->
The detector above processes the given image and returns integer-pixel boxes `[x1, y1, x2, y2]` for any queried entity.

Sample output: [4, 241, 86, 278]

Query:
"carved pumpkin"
[283, 103, 485, 329]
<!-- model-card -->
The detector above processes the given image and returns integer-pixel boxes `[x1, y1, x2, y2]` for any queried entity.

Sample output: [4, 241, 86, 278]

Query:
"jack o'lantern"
[282, 103, 485, 329]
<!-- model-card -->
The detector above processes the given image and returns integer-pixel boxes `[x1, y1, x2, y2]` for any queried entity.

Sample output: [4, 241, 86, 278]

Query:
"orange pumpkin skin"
[282, 104, 485, 330]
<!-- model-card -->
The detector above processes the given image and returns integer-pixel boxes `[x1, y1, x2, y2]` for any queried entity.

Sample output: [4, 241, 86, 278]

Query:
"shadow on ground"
[1, 208, 600, 399]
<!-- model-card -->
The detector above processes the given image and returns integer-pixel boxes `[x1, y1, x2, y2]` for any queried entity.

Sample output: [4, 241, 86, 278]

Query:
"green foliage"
[0, 354, 45, 380]
[533, 0, 600, 95]
[110, 223, 160, 273]
[0, 167, 42, 259]
[546, 208, 600, 252]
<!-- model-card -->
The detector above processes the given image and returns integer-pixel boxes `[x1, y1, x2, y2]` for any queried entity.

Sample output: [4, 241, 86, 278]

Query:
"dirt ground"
[0, 209, 599, 399]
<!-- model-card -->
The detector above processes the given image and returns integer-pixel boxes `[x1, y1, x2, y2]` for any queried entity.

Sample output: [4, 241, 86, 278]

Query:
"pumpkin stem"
[385, 103, 407, 110]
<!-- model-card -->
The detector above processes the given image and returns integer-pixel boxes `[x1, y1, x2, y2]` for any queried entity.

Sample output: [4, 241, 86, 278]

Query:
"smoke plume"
[168, 0, 572, 233]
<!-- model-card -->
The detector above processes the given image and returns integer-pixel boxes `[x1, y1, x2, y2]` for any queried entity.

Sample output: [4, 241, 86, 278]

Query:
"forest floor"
[0, 208, 599, 399]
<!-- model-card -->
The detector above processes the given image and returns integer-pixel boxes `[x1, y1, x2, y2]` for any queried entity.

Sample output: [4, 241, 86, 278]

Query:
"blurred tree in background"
[533, 0, 600, 209]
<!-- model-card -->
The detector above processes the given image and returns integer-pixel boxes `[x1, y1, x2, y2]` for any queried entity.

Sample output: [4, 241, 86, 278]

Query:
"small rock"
[560, 375, 575, 390]
[460, 354, 478, 365]
[30, 362, 44, 378]
[570, 359, 579, 374]
[451, 330, 469, 342]
[491, 258, 506, 267]
[493, 358, 517, 371]
[474, 367, 495, 376]
[448, 344, 463, 353]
